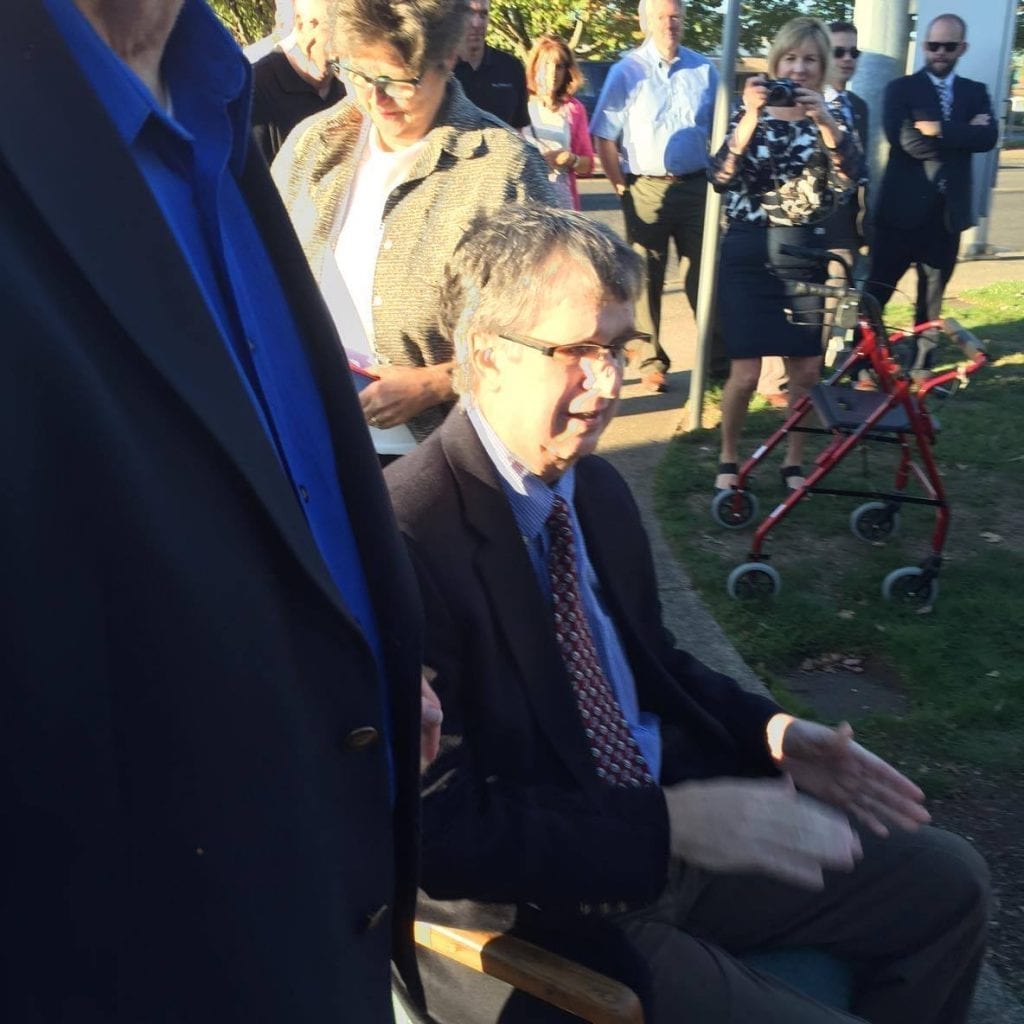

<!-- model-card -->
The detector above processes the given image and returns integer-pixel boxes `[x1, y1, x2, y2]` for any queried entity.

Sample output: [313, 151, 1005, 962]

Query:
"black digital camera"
[763, 77, 798, 106]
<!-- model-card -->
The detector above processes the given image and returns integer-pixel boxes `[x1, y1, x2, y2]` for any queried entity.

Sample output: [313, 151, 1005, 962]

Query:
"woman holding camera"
[710, 16, 862, 493]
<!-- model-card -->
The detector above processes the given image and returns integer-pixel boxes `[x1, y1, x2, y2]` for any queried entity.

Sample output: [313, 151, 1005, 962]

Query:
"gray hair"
[335, 0, 468, 74]
[638, 0, 684, 36]
[439, 205, 643, 401]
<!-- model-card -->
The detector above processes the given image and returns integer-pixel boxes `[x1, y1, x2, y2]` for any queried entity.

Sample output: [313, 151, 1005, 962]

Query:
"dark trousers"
[622, 173, 726, 376]
[611, 825, 988, 1024]
[867, 211, 961, 371]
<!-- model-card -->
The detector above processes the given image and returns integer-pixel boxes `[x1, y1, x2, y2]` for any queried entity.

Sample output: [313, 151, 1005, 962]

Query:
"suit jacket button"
[343, 726, 379, 752]
[362, 902, 389, 932]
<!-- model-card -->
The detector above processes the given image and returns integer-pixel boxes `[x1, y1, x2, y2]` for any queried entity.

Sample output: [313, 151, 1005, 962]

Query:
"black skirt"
[718, 220, 827, 360]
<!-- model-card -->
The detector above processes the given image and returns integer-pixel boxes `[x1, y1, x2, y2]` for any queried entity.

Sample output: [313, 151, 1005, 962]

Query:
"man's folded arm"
[937, 88, 997, 151]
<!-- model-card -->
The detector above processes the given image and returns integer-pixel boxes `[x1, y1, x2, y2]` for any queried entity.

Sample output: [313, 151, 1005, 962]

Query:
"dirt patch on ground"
[786, 661, 1024, 1001]
[931, 775, 1024, 1001]
[785, 655, 910, 721]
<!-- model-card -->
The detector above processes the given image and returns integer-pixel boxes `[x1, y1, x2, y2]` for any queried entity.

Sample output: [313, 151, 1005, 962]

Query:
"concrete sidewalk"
[589, 167, 1024, 1023]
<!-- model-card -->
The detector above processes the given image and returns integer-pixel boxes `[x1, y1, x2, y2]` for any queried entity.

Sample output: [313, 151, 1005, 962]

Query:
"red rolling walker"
[710, 245, 988, 604]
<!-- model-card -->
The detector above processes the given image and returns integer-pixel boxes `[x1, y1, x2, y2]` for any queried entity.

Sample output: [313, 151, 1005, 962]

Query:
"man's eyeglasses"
[498, 332, 652, 367]
[339, 64, 421, 100]
[925, 41, 962, 53]
[833, 46, 860, 59]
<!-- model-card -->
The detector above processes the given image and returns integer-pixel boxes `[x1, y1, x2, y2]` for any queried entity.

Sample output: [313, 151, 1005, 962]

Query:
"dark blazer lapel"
[0, 5, 352, 624]
[574, 461, 737, 748]
[238, 147, 426, 843]
[438, 414, 612, 797]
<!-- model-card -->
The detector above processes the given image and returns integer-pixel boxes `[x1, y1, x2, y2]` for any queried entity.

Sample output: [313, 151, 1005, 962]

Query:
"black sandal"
[780, 464, 805, 493]
[715, 461, 739, 493]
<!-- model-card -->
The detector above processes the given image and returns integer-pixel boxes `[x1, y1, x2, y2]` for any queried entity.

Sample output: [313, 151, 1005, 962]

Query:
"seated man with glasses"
[385, 204, 988, 1024]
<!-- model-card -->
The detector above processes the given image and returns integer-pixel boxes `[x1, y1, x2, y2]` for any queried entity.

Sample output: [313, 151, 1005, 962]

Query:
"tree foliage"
[488, 0, 852, 61]
[211, 0, 275, 44]
[210, 0, 854, 56]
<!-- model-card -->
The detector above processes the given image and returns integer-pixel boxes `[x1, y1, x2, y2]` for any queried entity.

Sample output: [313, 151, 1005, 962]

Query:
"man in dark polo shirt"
[251, 0, 345, 163]
[453, 0, 529, 129]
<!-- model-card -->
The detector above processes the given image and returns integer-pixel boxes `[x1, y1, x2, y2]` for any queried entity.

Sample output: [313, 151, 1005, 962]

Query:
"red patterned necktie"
[546, 496, 655, 788]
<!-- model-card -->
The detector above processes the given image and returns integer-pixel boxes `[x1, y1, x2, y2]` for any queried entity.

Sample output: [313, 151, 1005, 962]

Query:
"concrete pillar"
[850, 0, 911, 215]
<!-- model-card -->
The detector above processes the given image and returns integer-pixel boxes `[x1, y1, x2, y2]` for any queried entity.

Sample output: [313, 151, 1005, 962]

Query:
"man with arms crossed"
[2, 1, 433, 1019]
[386, 204, 988, 1024]
[868, 13, 996, 375]
[591, 0, 723, 393]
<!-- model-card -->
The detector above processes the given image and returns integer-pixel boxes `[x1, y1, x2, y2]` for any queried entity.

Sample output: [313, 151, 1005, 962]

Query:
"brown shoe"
[761, 392, 789, 410]
[641, 371, 668, 393]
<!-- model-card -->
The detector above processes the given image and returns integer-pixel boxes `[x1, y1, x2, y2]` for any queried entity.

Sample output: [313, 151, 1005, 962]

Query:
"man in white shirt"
[591, 0, 724, 392]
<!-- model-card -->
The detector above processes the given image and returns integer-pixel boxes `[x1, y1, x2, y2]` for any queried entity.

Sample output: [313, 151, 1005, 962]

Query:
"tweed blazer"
[273, 80, 559, 439]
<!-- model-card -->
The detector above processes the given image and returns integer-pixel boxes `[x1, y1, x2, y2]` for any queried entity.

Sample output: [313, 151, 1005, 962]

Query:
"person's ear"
[960, 41, 969, 56]
[471, 334, 502, 390]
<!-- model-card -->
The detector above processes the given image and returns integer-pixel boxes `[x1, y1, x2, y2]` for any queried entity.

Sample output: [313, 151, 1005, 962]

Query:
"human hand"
[768, 714, 931, 837]
[420, 669, 443, 770]
[795, 87, 833, 127]
[969, 113, 991, 126]
[541, 148, 566, 171]
[742, 75, 769, 113]
[914, 120, 942, 137]
[359, 363, 453, 429]
[663, 776, 861, 890]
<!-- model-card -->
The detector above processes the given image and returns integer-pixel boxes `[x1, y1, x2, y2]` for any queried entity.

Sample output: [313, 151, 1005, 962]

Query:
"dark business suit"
[868, 69, 996, 358]
[386, 411, 988, 1024]
[386, 412, 784, 1021]
[1, 5, 422, 1021]
[822, 89, 869, 253]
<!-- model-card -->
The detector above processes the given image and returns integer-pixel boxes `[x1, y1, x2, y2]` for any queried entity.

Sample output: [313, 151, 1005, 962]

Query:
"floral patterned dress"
[708, 107, 863, 358]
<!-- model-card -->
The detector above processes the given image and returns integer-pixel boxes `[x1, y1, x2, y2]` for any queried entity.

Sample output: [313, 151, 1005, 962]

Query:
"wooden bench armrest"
[414, 921, 644, 1024]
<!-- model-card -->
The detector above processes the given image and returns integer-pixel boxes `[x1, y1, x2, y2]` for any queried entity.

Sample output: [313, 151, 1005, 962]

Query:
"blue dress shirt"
[46, 0, 392, 758]
[467, 408, 663, 780]
[590, 39, 717, 177]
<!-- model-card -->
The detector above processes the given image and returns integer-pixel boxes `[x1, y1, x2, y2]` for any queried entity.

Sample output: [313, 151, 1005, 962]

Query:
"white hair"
[638, 0, 683, 35]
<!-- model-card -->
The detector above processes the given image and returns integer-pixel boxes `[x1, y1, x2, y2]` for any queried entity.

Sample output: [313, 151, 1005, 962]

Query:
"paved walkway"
[588, 161, 1024, 1022]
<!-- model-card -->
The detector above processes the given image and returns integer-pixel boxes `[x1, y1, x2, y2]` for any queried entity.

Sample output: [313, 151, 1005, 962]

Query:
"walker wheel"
[881, 566, 939, 606]
[711, 489, 760, 530]
[727, 562, 781, 600]
[850, 502, 900, 543]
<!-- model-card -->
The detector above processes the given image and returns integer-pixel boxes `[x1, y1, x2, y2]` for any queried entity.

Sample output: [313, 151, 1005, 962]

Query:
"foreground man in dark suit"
[868, 13, 996, 373]
[2, 2, 430, 1020]
[386, 205, 988, 1024]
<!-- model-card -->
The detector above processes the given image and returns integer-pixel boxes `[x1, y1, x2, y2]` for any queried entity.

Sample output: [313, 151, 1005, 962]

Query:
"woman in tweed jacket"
[272, 0, 558, 450]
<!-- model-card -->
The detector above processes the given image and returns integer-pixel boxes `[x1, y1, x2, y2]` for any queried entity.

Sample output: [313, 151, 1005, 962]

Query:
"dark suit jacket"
[251, 49, 345, 165]
[385, 412, 779, 1022]
[847, 89, 869, 154]
[1, 5, 422, 1021]
[823, 88, 870, 249]
[875, 69, 996, 234]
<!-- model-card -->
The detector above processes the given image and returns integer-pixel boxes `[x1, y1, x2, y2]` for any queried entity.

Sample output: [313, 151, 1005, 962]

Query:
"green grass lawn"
[655, 282, 1024, 785]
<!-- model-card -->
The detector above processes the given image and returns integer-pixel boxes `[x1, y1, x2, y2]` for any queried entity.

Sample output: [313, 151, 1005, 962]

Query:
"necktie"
[937, 78, 953, 122]
[546, 497, 655, 788]
[839, 91, 854, 129]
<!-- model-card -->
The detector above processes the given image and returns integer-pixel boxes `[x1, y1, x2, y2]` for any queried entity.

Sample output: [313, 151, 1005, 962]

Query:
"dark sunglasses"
[833, 46, 860, 59]
[926, 41, 961, 53]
